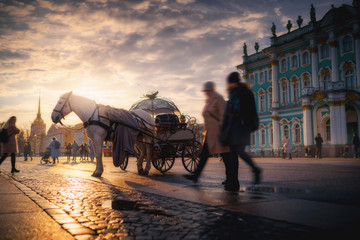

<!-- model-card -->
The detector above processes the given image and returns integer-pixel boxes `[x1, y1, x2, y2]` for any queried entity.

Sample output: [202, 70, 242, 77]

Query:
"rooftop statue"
[271, 22, 277, 37]
[243, 43, 248, 56]
[254, 42, 259, 53]
[297, 16, 303, 28]
[310, 4, 316, 22]
[286, 20, 292, 33]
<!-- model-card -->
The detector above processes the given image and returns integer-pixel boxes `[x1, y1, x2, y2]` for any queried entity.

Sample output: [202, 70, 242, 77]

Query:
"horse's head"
[51, 91, 73, 124]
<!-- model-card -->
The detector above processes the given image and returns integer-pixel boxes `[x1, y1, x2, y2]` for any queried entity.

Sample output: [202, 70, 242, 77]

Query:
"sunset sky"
[0, 0, 352, 130]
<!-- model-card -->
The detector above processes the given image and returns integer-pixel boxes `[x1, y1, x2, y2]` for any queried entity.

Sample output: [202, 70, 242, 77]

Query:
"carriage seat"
[155, 114, 186, 132]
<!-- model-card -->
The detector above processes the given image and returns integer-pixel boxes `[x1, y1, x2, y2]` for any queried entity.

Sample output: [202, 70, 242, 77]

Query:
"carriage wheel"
[120, 154, 129, 171]
[182, 141, 201, 173]
[152, 157, 175, 173]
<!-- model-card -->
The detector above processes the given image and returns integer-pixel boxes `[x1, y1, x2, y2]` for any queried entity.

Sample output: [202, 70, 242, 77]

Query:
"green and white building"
[237, 2, 360, 156]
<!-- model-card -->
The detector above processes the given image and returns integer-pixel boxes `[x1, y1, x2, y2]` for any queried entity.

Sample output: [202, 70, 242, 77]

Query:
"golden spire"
[37, 95, 41, 119]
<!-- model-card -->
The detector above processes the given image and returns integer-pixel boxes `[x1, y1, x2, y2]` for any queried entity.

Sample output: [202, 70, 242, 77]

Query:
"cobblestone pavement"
[0, 166, 332, 240]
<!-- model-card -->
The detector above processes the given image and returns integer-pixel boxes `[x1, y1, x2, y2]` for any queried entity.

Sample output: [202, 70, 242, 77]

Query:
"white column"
[302, 96, 313, 146]
[272, 114, 280, 150]
[329, 32, 339, 82]
[354, 23, 360, 87]
[310, 39, 319, 89]
[271, 54, 279, 109]
[329, 93, 347, 145]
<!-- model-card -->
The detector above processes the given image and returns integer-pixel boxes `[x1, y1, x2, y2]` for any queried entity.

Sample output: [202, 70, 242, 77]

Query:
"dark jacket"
[353, 135, 360, 147]
[315, 136, 323, 148]
[222, 85, 256, 145]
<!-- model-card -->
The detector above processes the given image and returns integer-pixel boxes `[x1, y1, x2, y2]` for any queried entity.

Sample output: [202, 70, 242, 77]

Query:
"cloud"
[0, 0, 353, 129]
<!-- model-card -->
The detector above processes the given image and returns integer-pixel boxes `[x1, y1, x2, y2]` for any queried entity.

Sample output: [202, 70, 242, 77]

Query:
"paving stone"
[4, 169, 329, 240]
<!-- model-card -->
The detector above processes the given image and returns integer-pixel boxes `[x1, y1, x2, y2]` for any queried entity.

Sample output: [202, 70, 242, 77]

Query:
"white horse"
[51, 92, 155, 177]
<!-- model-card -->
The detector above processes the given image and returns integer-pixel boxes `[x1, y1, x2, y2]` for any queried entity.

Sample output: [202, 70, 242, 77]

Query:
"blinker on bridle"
[53, 92, 73, 125]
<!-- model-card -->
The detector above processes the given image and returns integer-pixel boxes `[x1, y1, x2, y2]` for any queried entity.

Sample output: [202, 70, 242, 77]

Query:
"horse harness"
[83, 105, 154, 142]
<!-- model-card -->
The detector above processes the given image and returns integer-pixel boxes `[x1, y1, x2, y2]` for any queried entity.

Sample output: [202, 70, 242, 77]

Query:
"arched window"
[281, 82, 289, 104]
[293, 123, 301, 143]
[345, 69, 354, 89]
[259, 94, 265, 112]
[320, 44, 329, 59]
[342, 35, 353, 53]
[268, 88, 272, 110]
[302, 73, 311, 87]
[323, 74, 330, 90]
[281, 59, 287, 72]
[291, 55, 298, 68]
[250, 132, 256, 145]
[269, 127, 273, 145]
[249, 75, 255, 84]
[268, 69, 272, 81]
[325, 119, 331, 141]
[259, 72, 265, 84]
[283, 125, 289, 138]
[302, 51, 309, 65]
[260, 129, 266, 146]
[292, 81, 300, 102]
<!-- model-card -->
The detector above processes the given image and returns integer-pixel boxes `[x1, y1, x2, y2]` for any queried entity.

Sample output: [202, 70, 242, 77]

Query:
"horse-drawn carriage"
[120, 92, 202, 173]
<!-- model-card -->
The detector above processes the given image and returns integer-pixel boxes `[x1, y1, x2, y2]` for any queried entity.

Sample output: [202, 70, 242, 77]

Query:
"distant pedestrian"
[315, 133, 323, 159]
[0, 116, 20, 173]
[352, 133, 360, 158]
[65, 143, 72, 162]
[261, 149, 265, 158]
[84, 143, 89, 160]
[282, 136, 292, 159]
[220, 72, 261, 192]
[24, 142, 33, 161]
[89, 142, 95, 162]
[184, 81, 230, 184]
[80, 144, 85, 161]
[49, 137, 61, 164]
[72, 140, 79, 162]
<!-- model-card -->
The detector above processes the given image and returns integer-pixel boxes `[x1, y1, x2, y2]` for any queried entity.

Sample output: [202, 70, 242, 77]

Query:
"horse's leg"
[92, 135, 104, 177]
[87, 126, 105, 178]
[137, 143, 145, 175]
[143, 144, 152, 175]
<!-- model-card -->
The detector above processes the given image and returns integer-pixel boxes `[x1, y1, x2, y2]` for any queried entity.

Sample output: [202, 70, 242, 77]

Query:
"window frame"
[341, 35, 353, 54]
[302, 51, 310, 66]
[320, 44, 330, 60]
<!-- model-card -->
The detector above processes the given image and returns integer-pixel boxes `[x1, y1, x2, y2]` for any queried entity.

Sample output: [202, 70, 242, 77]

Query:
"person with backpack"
[49, 137, 61, 164]
[0, 116, 20, 173]
[65, 143, 72, 162]
[72, 140, 79, 162]
[220, 72, 262, 192]
[23, 142, 33, 161]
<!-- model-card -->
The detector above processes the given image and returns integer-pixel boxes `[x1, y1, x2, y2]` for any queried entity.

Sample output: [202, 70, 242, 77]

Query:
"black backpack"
[54, 141, 61, 149]
[239, 87, 259, 132]
[0, 128, 9, 143]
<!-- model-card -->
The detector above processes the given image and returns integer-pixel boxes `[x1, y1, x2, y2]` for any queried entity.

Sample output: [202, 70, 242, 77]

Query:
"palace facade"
[237, 2, 360, 156]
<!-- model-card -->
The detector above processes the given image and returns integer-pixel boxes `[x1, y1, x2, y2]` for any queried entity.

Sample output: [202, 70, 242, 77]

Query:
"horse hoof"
[138, 169, 144, 175]
[91, 170, 103, 177]
[142, 171, 149, 176]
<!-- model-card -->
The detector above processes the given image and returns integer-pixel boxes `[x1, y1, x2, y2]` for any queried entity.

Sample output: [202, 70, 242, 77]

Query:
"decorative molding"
[352, 32, 360, 40]
[272, 116, 279, 121]
[328, 100, 346, 106]
[328, 40, 337, 48]
[314, 90, 326, 101]
[346, 92, 358, 101]
[309, 46, 318, 53]
[270, 59, 278, 66]
[302, 105, 311, 110]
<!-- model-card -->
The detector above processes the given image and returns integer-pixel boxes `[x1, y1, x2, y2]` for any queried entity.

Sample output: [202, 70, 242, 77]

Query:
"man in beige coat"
[185, 82, 230, 183]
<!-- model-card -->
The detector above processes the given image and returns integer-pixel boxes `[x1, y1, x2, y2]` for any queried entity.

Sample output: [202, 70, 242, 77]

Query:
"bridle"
[52, 92, 73, 125]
